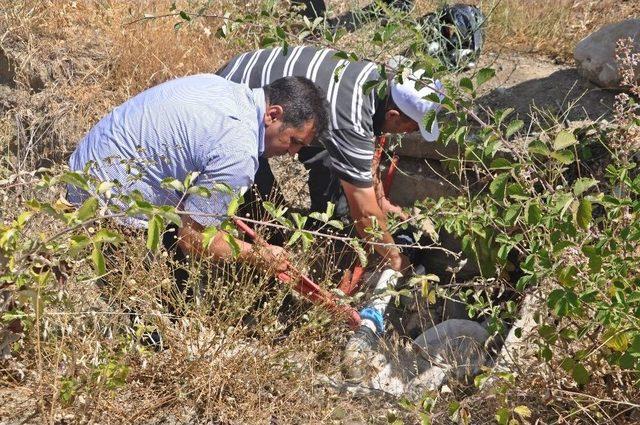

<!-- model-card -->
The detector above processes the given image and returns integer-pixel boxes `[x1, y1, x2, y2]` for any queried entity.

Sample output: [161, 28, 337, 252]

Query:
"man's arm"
[341, 180, 410, 271]
[176, 215, 290, 273]
[371, 147, 406, 218]
[179, 141, 291, 274]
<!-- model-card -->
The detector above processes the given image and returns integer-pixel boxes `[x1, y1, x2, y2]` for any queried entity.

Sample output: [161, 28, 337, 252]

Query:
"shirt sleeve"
[181, 146, 258, 227]
[324, 128, 375, 188]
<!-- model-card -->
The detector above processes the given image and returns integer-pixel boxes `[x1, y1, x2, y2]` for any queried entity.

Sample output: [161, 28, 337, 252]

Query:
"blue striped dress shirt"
[68, 74, 265, 228]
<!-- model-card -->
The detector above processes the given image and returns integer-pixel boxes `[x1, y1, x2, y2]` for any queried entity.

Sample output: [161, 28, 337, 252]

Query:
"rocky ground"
[476, 51, 618, 124]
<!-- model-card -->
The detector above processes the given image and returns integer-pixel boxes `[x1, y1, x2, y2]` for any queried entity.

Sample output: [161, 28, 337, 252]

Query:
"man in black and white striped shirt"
[218, 46, 443, 272]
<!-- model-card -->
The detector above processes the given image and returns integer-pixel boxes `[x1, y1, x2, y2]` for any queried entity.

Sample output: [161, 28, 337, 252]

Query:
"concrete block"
[385, 157, 460, 207]
[391, 131, 460, 159]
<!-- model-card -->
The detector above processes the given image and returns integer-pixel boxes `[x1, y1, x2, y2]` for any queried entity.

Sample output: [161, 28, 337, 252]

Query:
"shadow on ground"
[476, 63, 618, 124]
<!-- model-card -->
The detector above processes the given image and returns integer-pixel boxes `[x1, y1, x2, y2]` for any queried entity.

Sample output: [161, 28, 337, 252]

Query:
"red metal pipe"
[338, 265, 364, 296]
[234, 218, 361, 329]
[383, 154, 399, 194]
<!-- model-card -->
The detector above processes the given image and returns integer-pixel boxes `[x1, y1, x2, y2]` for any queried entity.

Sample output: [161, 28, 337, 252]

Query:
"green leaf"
[179, 10, 191, 21]
[494, 107, 514, 126]
[350, 240, 368, 267]
[504, 204, 521, 225]
[489, 173, 509, 199]
[560, 357, 575, 372]
[327, 220, 344, 230]
[550, 150, 575, 165]
[573, 178, 598, 196]
[362, 79, 381, 95]
[476, 68, 495, 86]
[93, 229, 122, 244]
[447, 400, 461, 416]
[76, 197, 98, 222]
[382, 22, 398, 41]
[423, 110, 437, 133]
[459, 77, 473, 92]
[603, 329, 629, 352]
[301, 232, 313, 251]
[548, 289, 579, 317]
[161, 177, 185, 193]
[226, 194, 242, 216]
[618, 353, 635, 369]
[287, 231, 302, 246]
[419, 412, 431, 425]
[426, 92, 442, 104]
[97, 181, 115, 194]
[183, 171, 200, 188]
[572, 363, 590, 385]
[92, 245, 106, 276]
[490, 158, 513, 170]
[146, 215, 163, 252]
[553, 130, 577, 151]
[495, 407, 509, 425]
[526, 203, 542, 225]
[575, 198, 592, 230]
[69, 235, 92, 255]
[527, 140, 551, 156]
[223, 233, 240, 258]
[505, 119, 524, 138]
[539, 324, 557, 343]
[260, 36, 277, 47]
[201, 226, 218, 249]
[212, 183, 234, 195]
[551, 193, 574, 217]
[513, 406, 531, 419]
[61, 172, 90, 191]
[187, 186, 211, 198]
[332, 50, 350, 60]
[541, 346, 553, 361]
[291, 212, 307, 229]
[156, 207, 182, 226]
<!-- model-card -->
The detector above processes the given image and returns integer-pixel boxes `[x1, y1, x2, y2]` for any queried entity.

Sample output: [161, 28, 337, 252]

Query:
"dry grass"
[1, 0, 639, 423]
[483, 0, 639, 61]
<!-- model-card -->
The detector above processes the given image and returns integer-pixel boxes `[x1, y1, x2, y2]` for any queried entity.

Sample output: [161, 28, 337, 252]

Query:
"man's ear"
[385, 109, 401, 120]
[264, 104, 284, 126]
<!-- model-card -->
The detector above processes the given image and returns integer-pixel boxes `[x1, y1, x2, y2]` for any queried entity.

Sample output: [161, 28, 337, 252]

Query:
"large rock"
[339, 319, 490, 397]
[574, 19, 640, 89]
[385, 157, 460, 207]
[393, 132, 460, 159]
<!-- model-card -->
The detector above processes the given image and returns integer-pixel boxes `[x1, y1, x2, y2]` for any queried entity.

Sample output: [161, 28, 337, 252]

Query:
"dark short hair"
[386, 92, 412, 121]
[385, 74, 412, 121]
[263, 76, 329, 139]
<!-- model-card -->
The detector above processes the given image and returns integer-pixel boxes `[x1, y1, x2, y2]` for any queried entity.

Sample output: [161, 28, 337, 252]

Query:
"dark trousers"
[292, 0, 413, 27]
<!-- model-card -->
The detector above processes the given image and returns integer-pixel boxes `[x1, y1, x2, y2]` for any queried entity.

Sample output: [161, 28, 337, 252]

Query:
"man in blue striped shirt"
[68, 74, 329, 273]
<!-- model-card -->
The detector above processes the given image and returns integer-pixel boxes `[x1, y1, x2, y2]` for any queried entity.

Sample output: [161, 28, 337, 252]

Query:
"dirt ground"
[475, 51, 618, 124]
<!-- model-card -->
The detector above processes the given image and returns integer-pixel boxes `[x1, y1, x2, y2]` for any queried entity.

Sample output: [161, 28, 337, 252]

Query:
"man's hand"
[388, 251, 411, 272]
[341, 180, 414, 272]
[256, 244, 291, 274]
[380, 198, 409, 221]
[177, 215, 291, 274]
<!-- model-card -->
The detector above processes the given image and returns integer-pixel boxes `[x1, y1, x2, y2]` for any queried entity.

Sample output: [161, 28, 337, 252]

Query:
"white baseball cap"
[388, 60, 444, 142]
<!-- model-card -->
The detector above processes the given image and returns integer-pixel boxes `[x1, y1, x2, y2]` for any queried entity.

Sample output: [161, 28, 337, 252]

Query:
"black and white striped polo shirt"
[218, 46, 385, 188]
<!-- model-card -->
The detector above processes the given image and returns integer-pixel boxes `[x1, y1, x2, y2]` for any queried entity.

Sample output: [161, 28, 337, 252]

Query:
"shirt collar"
[252, 88, 266, 157]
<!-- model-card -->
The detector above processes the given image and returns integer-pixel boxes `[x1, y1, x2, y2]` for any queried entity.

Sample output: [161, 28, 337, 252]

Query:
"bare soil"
[475, 52, 618, 124]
